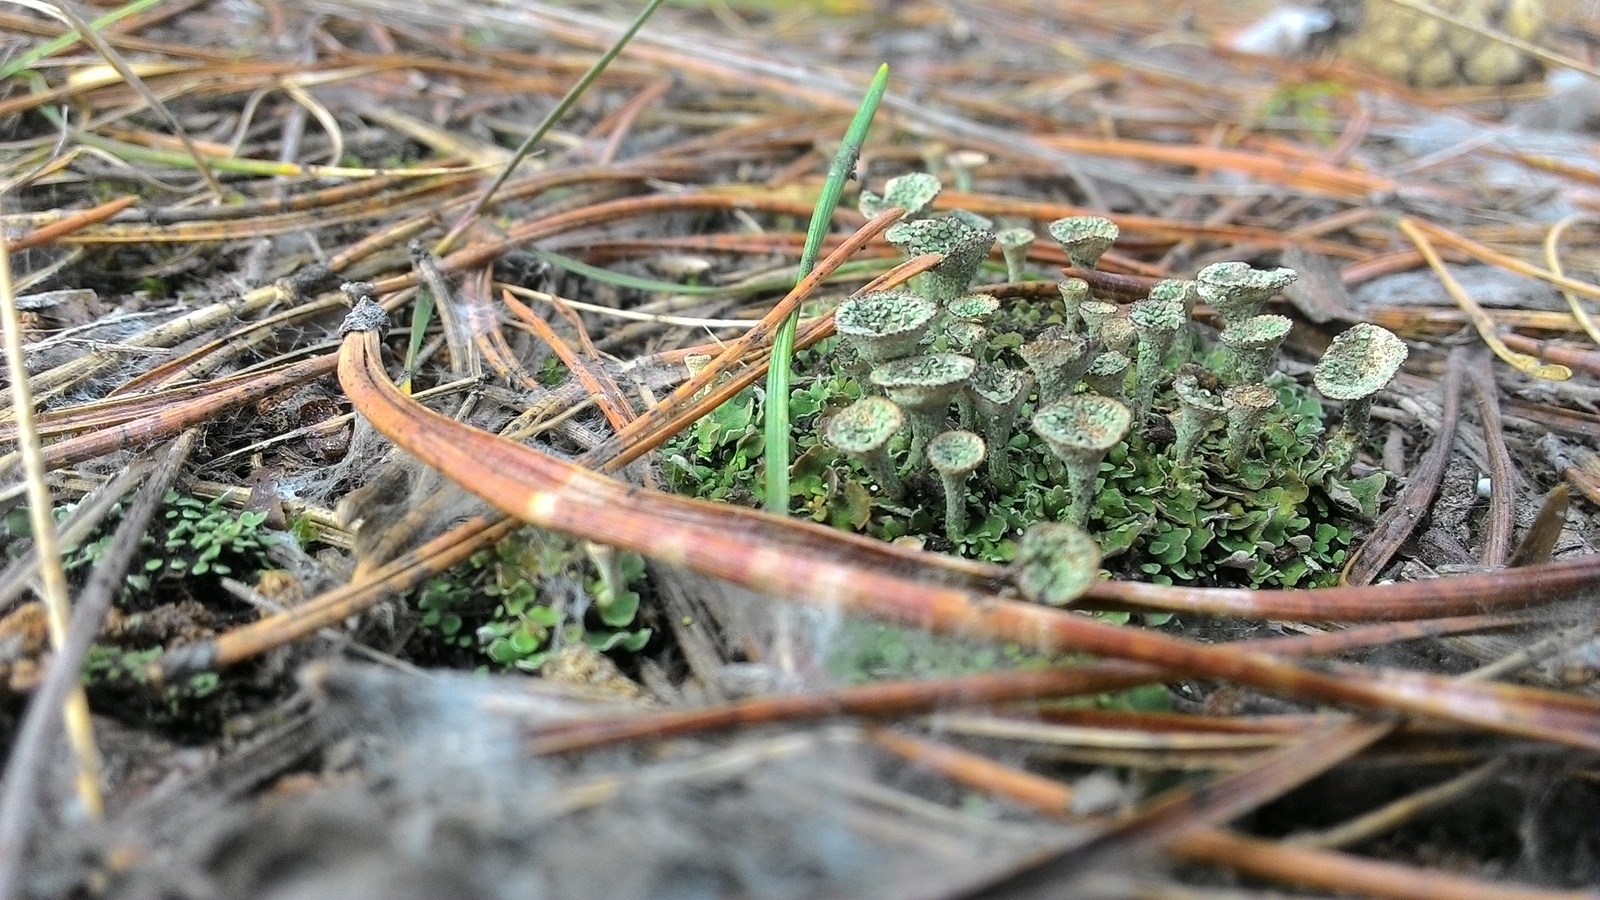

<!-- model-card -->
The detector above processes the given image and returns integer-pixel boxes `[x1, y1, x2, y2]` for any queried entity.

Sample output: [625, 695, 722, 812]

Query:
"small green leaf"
[597, 590, 639, 628]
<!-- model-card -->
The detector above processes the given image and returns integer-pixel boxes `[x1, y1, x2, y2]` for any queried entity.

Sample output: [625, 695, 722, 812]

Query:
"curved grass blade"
[763, 63, 890, 513]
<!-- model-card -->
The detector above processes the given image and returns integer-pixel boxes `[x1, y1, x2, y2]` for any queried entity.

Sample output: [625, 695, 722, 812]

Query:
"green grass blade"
[762, 63, 890, 514]
[528, 247, 727, 296]
[400, 287, 436, 395]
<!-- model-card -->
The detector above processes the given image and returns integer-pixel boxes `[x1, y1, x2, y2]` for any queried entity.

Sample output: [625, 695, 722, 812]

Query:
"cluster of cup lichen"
[664, 173, 1406, 589]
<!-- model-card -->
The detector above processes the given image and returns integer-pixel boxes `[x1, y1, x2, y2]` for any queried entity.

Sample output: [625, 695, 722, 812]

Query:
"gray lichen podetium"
[1170, 373, 1226, 466]
[1078, 300, 1118, 339]
[858, 171, 942, 219]
[1046, 216, 1120, 269]
[945, 149, 989, 193]
[1097, 316, 1136, 356]
[966, 366, 1031, 488]
[339, 282, 388, 334]
[1013, 522, 1102, 607]
[1196, 262, 1298, 327]
[1312, 323, 1408, 475]
[1128, 298, 1187, 421]
[1083, 351, 1130, 401]
[1019, 330, 1096, 405]
[947, 293, 1000, 358]
[885, 216, 996, 303]
[824, 395, 907, 500]
[996, 227, 1036, 283]
[1058, 278, 1090, 332]
[834, 290, 938, 365]
[945, 209, 995, 232]
[946, 320, 988, 357]
[947, 292, 1000, 323]
[1221, 383, 1278, 467]
[1147, 278, 1199, 317]
[1031, 394, 1133, 526]
[869, 352, 977, 469]
[1218, 314, 1293, 385]
[927, 430, 986, 541]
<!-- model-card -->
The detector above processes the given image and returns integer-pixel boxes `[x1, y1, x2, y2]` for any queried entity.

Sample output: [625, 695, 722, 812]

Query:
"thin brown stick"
[871, 731, 1597, 900]
[1466, 353, 1516, 567]
[7, 194, 138, 250]
[0, 354, 337, 484]
[0, 222, 101, 823]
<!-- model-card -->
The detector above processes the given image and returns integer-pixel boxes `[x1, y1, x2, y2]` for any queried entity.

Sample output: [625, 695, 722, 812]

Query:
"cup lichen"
[858, 171, 942, 219]
[1083, 350, 1131, 401]
[966, 366, 1031, 488]
[1047, 216, 1120, 270]
[1170, 373, 1226, 466]
[885, 216, 996, 302]
[947, 292, 1000, 358]
[1078, 299, 1118, 339]
[1129, 298, 1187, 420]
[944, 149, 989, 193]
[1218, 314, 1292, 385]
[835, 290, 939, 365]
[1097, 316, 1137, 356]
[1013, 522, 1102, 607]
[1221, 382, 1278, 467]
[927, 429, 986, 540]
[870, 352, 977, 468]
[995, 227, 1036, 283]
[1312, 323, 1408, 474]
[1019, 330, 1096, 405]
[664, 221, 1372, 592]
[947, 292, 1000, 323]
[825, 395, 908, 500]
[1196, 262, 1297, 327]
[966, 366, 1031, 487]
[1058, 277, 1090, 333]
[1147, 278, 1199, 317]
[1031, 394, 1133, 526]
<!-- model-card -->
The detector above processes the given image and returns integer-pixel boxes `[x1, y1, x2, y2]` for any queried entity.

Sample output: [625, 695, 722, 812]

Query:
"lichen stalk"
[1058, 278, 1089, 332]
[1082, 351, 1130, 401]
[1020, 332, 1095, 404]
[968, 368, 1030, 488]
[1129, 299, 1186, 421]
[824, 396, 907, 500]
[1312, 324, 1408, 477]
[1031, 395, 1133, 526]
[996, 227, 1035, 283]
[1219, 315, 1292, 385]
[870, 353, 976, 469]
[1046, 216, 1120, 269]
[1171, 374, 1226, 466]
[927, 430, 985, 541]
[885, 217, 995, 303]
[1078, 300, 1117, 339]
[1222, 383, 1277, 466]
